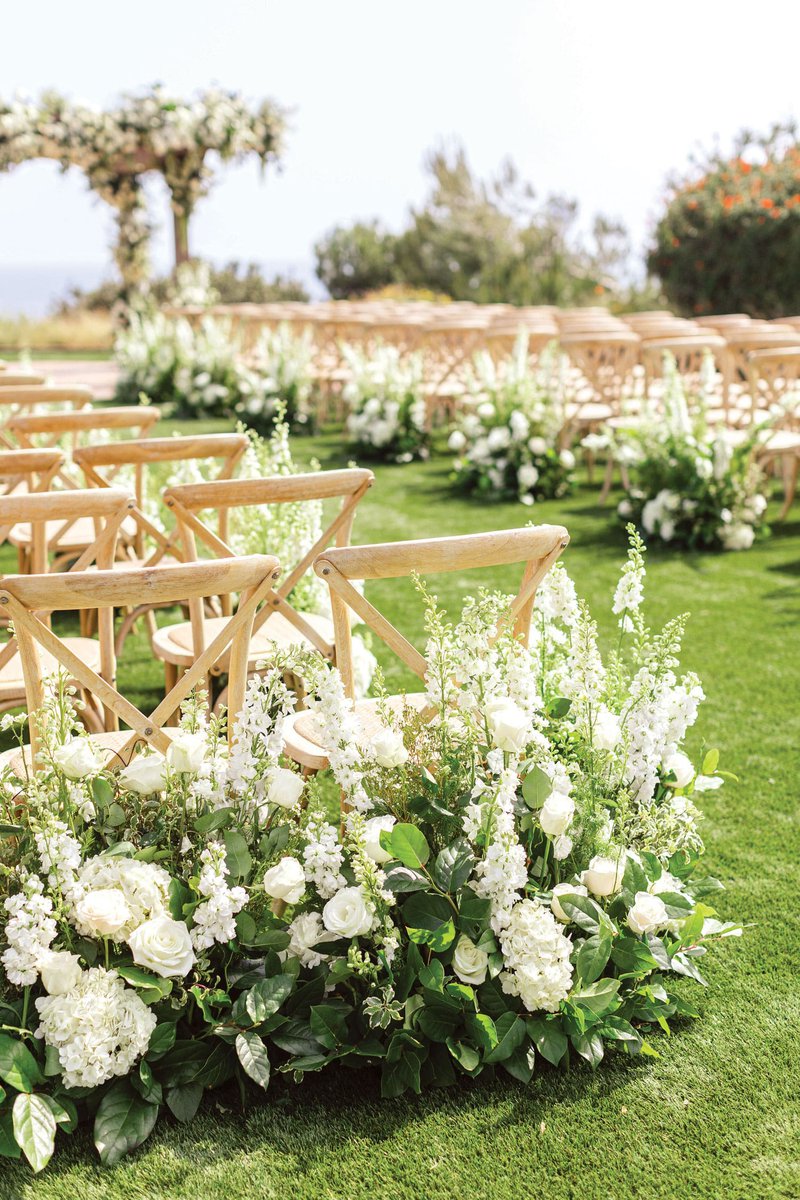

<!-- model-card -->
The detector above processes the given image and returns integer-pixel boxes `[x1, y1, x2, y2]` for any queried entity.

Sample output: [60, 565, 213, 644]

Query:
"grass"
[2, 424, 799, 1200]
[0, 312, 113, 355]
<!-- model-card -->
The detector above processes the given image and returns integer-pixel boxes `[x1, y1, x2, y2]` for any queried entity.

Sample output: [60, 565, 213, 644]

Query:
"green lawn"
[2, 425, 799, 1200]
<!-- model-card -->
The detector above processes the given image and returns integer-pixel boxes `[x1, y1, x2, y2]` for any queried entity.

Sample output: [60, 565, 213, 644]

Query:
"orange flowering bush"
[649, 126, 800, 317]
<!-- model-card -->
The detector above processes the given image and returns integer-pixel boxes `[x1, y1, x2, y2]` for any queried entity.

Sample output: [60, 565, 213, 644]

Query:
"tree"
[314, 220, 398, 298]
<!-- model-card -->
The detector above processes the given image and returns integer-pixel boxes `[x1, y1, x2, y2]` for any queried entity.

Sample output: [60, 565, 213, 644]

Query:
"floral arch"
[0, 86, 286, 292]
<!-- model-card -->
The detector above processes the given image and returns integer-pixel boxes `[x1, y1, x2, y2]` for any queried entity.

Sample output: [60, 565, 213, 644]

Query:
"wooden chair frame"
[314, 524, 570, 700]
[163, 467, 375, 659]
[0, 554, 281, 766]
[0, 373, 47, 388]
[0, 386, 93, 450]
[6, 406, 161, 491]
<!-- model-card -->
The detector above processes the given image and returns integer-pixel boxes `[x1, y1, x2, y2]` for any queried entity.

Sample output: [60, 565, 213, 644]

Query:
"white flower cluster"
[191, 842, 248, 952]
[499, 899, 574, 1013]
[1, 874, 56, 987]
[342, 343, 427, 461]
[72, 856, 172, 942]
[34, 818, 82, 902]
[470, 766, 528, 933]
[306, 662, 373, 813]
[34, 967, 156, 1089]
[302, 819, 346, 899]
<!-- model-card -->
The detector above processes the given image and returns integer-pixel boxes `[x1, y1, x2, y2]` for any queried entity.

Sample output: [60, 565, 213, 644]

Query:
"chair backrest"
[163, 467, 374, 656]
[73, 432, 249, 563]
[0, 449, 64, 516]
[0, 387, 93, 449]
[0, 373, 47, 388]
[313, 524, 569, 698]
[0, 553, 280, 764]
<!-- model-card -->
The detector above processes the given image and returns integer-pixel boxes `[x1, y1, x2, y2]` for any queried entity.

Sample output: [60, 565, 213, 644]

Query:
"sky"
[1, 0, 799, 303]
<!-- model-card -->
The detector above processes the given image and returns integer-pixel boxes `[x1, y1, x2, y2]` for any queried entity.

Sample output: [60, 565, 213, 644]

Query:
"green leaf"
[168, 878, 192, 921]
[155, 1041, 208, 1087]
[416, 1002, 460, 1042]
[558, 894, 606, 935]
[386, 823, 430, 869]
[600, 1016, 642, 1051]
[445, 1038, 481, 1073]
[92, 776, 114, 809]
[132, 1058, 162, 1105]
[574, 931, 613, 984]
[194, 807, 236, 833]
[702, 748, 719, 775]
[235, 1032, 271, 1089]
[271, 1021, 324, 1058]
[309, 1004, 350, 1049]
[571, 1029, 604, 1067]
[12, 1093, 56, 1173]
[147, 1023, 177, 1063]
[165, 1083, 203, 1123]
[464, 1012, 498, 1052]
[547, 696, 572, 720]
[0, 823, 24, 837]
[484, 1012, 526, 1064]
[381, 1052, 422, 1098]
[526, 1017, 568, 1066]
[611, 936, 661, 975]
[418, 958, 445, 991]
[621, 855, 648, 899]
[432, 839, 474, 893]
[382, 865, 429, 893]
[40, 1094, 77, 1133]
[245, 975, 294, 1025]
[0, 1109, 21, 1158]
[223, 830, 252, 880]
[570, 978, 622, 1017]
[502, 1041, 536, 1084]
[234, 911, 257, 944]
[522, 765, 551, 809]
[116, 964, 173, 998]
[403, 892, 456, 950]
[93, 1081, 159, 1166]
[0, 1034, 44, 1093]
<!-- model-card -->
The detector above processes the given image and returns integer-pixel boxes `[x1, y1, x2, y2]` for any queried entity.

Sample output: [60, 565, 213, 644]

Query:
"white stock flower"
[191, 842, 247, 951]
[550, 881, 588, 923]
[626, 891, 668, 935]
[263, 857, 306, 905]
[75, 889, 131, 937]
[286, 911, 328, 969]
[663, 751, 694, 788]
[582, 854, 624, 897]
[267, 767, 305, 809]
[2, 876, 56, 987]
[371, 727, 408, 768]
[119, 755, 167, 795]
[166, 730, 207, 774]
[592, 706, 621, 751]
[487, 699, 530, 754]
[128, 916, 195, 978]
[53, 738, 102, 780]
[39, 950, 82, 996]
[452, 934, 489, 986]
[322, 886, 375, 939]
[363, 814, 396, 864]
[539, 792, 575, 837]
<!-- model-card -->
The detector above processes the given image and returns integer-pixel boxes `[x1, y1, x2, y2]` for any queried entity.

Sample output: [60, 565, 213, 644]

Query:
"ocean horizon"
[0, 259, 322, 317]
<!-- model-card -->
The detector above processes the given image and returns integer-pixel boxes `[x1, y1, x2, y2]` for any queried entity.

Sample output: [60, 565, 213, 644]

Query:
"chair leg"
[164, 662, 179, 725]
[778, 454, 799, 520]
[598, 457, 615, 505]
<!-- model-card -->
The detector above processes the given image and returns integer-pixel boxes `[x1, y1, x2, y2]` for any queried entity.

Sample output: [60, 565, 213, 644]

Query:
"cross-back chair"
[0, 373, 47, 388]
[0, 449, 64, 526]
[0, 487, 136, 727]
[155, 467, 375, 697]
[0, 386, 93, 450]
[282, 524, 570, 772]
[72, 432, 249, 651]
[0, 553, 281, 770]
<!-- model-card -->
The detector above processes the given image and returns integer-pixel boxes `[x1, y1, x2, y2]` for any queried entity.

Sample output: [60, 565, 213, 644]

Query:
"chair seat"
[0, 637, 101, 701]
[0, 726, 184, 775]
[564, 401, 615, 423]
[9, 514, 139, 554]
[283, 692, 430, 771]
[759, 429, 800, 454]
[151, 611, 335, 668]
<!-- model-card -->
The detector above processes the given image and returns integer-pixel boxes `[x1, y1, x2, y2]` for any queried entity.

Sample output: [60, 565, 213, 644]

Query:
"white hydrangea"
[302, 819, 346, 899]
[35, 967, 156, 1089]
[191, 842, 247, 952]
[72, 856, 172, 941]
[499, 898, 574, 1013]
[1, 874, 56, 987]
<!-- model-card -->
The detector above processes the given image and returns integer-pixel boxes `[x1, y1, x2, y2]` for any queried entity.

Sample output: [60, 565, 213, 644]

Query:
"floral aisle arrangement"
[0, 534, 738, 1172]
[612, 356, 769, 550]
[114, 312, 314, 429]
[342, 342, 428, 462]
[449, 336, 574, 505]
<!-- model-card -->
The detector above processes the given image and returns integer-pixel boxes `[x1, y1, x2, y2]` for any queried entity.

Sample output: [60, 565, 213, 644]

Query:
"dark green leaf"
[484, 1012, 526, 1064]
[418, 958, 445, 991]
[570, 978, 622, 1017]
[40, 1094, 77, 1132]
[93, 1081, 159, 1166]
[574, 931, 613, 984]
[165, 1083, 203, 1124]
[309, 1004, 350, 1049]
[432, 839, 475, 893]
[558, 895, 606, 935]
[571, 1029, 604, 1067]
[0, 1109, 21, 1158]
[382, 865, 429, 893]
[526, 1017, 568, 1066]
[445, 1038, 481, 1072]
[194, 807, 235, 833]
[522, 765, 551, 809]
[502, 1041, 536, 1084]
[464, 1012, 498, 1052]
[245, 975, 294, 1025]
[271, 1020, 324, 1057]
[0, 1035, 44, 1093]
[611, 937, 661, 975]
[381, 1052, 422, 1098]
[116, 964, 173, 998]
[223, 830, 252, 880]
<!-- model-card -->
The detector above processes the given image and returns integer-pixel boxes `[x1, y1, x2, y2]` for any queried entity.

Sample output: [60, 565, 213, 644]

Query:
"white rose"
[38, 950, 82, 995]
[53, 738, 101, 780]
[119, 755, 167, 795]
[447, 429, 467, 452]
[552, 834, 573, 860]
[528, 436, 547, 455]
[539, 792, 575, 837]
[626, 891, 668, 935]
[371, 727, 408, 768]
[166, 731, 206, 774]
[593, 706, 621, 751]
[75, 888, 132, 936]
[363, 814, 396, 863]
[452, 934, 488, 985]
[322, 886, 374, 939]
[582, 854, 624, 897]
[263, 857, 306, 905]
[550, 881, 589, 923]
[487, 699, 530, 754]
[267, 767, 305, 810]
[128, 916, 195, 978]
[663, 751, 694, 788]
[286, 911, 328, 968]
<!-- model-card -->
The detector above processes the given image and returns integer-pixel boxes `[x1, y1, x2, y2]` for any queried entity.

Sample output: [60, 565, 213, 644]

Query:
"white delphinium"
[72, 857, 172, 941]
[1, 874, 57, 987]
[471, 766, 528, 934]
[306, 663, 373, 813]
[191, 842, 247, 952]
[34, 818, 82, 903]
[499, 898, 574, 1013]
[302, 819, 346, 900]
[612, 526, 646, 632]
[561, 604, 607, 740]
[34, 967, 156, 1089]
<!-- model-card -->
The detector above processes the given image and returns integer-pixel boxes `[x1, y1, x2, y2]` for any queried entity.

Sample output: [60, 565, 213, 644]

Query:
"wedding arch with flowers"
[0, 86, 286, 291]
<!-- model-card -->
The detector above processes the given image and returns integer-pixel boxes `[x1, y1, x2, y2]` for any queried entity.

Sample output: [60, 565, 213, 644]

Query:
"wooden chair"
[0, 386, 93, 450]
[0, 487, 136, 726]
[156, 467, 375, 694]
[281, 524, 570, 772]
[0, 450, 64, 523]
[72, 432, 249, 651]
[0, 554, 281, 768]
[0, 373, 46, 387]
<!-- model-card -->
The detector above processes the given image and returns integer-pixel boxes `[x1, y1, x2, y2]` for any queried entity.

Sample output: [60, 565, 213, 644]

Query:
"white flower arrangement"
[610, 356, 769, 550]
[342, 343, 429, 462]
[0, 535, 738, 1172]
[451, 336, 573, 504]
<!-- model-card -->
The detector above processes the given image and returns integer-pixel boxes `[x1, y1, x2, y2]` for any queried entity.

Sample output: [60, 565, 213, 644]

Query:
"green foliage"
[314, 221, 398, 299]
